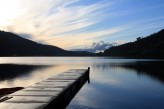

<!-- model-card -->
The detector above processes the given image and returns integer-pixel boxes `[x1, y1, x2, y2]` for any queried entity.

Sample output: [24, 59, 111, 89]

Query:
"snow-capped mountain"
[72, 41, 124, 53]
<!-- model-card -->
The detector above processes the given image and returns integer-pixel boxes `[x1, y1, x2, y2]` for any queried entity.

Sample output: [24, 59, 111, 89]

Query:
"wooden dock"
[0, 67, 90, 109]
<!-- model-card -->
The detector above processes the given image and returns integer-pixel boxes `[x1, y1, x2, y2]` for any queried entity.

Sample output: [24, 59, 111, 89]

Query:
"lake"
[0, 57, 164, 109]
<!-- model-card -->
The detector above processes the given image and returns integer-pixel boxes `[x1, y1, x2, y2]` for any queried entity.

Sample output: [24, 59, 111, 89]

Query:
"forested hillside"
[104, 29, 164, 58]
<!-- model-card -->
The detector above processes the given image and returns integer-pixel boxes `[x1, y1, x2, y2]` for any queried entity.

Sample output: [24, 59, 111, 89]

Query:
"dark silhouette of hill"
[103, 29, 164, 58]
[0, 30, 93, 56]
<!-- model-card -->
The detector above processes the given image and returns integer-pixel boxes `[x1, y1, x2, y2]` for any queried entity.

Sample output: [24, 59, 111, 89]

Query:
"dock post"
[87, 67, 90, 84]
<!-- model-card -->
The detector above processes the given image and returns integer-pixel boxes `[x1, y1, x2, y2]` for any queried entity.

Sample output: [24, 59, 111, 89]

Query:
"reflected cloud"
[95, 78, 119, 86]
[0, 57, 164, 109]
[68, 105, 104, 109]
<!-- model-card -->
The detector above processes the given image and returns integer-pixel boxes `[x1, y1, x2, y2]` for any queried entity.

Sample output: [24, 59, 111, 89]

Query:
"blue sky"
[0, 0, 164, 49]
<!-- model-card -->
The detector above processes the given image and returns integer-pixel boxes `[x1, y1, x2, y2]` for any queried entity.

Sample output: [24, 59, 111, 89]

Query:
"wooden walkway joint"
[0, 67, 90, 109]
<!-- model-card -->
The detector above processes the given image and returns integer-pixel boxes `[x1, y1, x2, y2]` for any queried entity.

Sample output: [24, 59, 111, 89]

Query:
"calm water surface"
[0, 57, 164, 109]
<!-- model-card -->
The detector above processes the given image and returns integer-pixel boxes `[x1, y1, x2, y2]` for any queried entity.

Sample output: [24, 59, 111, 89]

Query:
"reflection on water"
[92, 61, 164, 83]
[109, 61, 164, 83]
[0, 64, 74, 88]
[0, 57, 164, 109]
[0, 64, 46, 80]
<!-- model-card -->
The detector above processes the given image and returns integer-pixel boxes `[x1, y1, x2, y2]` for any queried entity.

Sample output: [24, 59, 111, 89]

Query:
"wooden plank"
[0, 67, 90, 109]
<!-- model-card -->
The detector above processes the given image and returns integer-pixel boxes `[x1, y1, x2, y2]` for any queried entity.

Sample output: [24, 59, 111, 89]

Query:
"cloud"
[0, 0, 120, 48]
[72, 40, 126, 53]
[0, 0, 164, 49]
[42, 26, 125, 49]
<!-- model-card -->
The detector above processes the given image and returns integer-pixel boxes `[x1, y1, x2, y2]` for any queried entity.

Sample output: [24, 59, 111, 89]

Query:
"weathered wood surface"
[0, 68, 90, 109]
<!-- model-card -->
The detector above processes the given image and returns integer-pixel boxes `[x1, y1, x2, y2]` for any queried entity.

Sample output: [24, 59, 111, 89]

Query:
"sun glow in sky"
[0, 0, 19, 25]
[0, 0, 164, 49]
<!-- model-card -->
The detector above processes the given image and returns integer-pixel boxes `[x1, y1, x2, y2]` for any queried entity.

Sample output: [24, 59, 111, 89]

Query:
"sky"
[0, 0, 164, 49]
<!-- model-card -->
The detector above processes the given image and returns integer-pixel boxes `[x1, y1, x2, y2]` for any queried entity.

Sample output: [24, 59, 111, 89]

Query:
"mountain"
[0, 30, 92, 56]
[103, 29, 164, 59]
[72, 41, 122, 53]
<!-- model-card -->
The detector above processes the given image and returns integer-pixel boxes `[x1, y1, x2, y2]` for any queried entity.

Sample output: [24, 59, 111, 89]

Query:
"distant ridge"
[0, 30, 93, 56]
[103, 29, 164, 59]
[72, 41, 123, 53]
